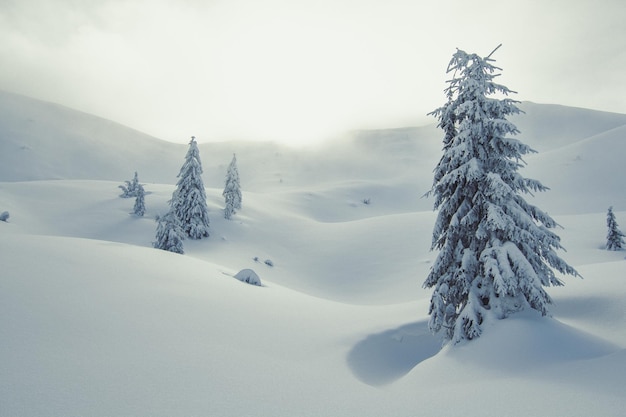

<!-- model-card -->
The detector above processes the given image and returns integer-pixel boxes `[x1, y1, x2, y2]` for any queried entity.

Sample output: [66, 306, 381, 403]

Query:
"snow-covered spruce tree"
[119, 171, 140, 198]
[424, 45, 579, 344]
[153, 211, 185, 254]
[171, 136, 210, 239]
[223, 153, 242, 220]
[133, 184, 146, 217]
[606, 206, 625, 250]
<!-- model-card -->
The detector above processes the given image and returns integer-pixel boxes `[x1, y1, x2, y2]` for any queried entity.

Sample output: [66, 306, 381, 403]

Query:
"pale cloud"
[1, 0, 624, 145]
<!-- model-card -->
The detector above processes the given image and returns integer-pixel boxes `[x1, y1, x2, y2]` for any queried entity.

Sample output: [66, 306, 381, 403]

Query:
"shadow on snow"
[346, 320, 441, 386]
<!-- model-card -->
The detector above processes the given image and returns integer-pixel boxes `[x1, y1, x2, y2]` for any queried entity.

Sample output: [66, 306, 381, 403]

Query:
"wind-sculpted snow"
[1, 91, 626, 416]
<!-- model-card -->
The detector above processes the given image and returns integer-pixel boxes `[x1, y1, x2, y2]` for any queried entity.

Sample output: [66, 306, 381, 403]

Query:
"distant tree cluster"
[153, 137, 245, 254]
[153, 137, 207, 253]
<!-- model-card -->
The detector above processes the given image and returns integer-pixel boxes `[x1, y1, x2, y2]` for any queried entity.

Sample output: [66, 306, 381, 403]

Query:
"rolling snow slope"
[1, 91, 626, 416]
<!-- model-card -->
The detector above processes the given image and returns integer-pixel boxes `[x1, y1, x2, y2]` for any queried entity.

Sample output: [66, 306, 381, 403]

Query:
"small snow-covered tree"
[171, 137, 210, 239]
[153, 211, 185, 254]
[223, 153, 242, 219]
[133, 184, 146, 217]
[606, 206, 625, 250]
[0, 211, 9, 222]
[424, 45, 579, 344]
[119, 171, 140, 198]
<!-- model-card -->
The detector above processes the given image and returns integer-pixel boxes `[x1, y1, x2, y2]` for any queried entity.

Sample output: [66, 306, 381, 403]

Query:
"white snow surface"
[1, 91, 626, 416]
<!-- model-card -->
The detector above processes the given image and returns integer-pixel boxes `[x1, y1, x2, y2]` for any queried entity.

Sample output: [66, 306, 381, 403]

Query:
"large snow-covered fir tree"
[153, 211, 185, 254]
[223, 153, 242, 220]
[171, 136, 210, 239]
[606, 206, 625, 250]
[424, 45, 579, 344]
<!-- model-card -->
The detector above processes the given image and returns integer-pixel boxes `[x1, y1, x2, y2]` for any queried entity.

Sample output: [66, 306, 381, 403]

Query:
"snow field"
[1, 178, 625, 416]
[1, 91, 626, 416]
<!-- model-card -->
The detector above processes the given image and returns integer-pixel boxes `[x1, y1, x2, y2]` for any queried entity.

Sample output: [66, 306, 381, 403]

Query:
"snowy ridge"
[513, 101, 626, 151]
[0, 90, 183, 182]
[1, 91, 626, 416]
[525, 123, 626, 214]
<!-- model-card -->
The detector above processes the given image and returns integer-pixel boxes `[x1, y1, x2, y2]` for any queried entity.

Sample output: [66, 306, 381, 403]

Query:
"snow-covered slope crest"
[2, 89, 626, 198]
[514, 101, 626, 151]
[525, 123, 626, 214]
[0, 90, 186, 182]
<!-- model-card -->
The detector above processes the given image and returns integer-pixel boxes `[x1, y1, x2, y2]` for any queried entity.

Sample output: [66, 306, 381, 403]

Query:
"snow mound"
[443, 310, 619, 373]
[234, 269, 262, 286]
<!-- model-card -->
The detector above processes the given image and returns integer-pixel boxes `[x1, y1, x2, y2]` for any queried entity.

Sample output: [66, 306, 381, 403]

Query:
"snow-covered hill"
[0, 90, 183, 182]
[1, 91, 625, 416]
[3, 90, 626, 212]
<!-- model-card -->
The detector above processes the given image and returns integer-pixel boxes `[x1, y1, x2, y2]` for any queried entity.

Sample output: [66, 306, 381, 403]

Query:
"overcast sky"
[1, 0, 624, 145]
